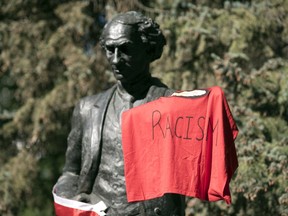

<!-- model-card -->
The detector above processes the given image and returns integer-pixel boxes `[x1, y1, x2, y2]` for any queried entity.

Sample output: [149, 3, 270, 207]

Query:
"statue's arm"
[54, 101, 83, 198]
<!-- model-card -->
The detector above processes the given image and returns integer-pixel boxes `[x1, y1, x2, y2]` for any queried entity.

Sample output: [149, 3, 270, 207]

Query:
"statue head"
[100, 11, 166, 63]
[99, 11, 166, 84]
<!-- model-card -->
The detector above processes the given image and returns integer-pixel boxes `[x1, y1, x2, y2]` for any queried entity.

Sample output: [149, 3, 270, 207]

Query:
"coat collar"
[93, 84, 117, 108]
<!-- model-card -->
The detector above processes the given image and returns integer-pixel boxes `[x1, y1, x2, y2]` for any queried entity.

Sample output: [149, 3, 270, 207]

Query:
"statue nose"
[112, 47, 120, 64]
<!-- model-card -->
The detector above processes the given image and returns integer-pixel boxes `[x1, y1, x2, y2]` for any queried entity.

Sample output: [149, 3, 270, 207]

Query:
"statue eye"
[119, 44, 128, 53]
[119, 42, 133, 55]
[106, 45, 115, 53]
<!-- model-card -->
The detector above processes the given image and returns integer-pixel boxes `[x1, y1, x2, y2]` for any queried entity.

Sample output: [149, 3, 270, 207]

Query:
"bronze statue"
[54, 11, 185, 215]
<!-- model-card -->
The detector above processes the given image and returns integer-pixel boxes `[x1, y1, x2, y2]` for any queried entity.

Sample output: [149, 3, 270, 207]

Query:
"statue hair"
[100, 11, 166, 62]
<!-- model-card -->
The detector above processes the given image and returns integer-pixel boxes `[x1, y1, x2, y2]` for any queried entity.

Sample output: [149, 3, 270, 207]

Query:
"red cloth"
[52, 188, 107, 216]
[54, 203, 100, 216]
[122, 86, 238, 204]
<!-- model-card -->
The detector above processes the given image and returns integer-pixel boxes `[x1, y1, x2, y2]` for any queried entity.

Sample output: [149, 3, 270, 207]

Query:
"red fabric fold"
[54, 202, 100, 216]
[52, 188, 107, 216]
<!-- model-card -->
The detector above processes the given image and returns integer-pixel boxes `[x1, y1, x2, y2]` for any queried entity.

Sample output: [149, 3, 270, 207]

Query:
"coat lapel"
[91, 85, 117, 165]
[78, 85, 117, 194]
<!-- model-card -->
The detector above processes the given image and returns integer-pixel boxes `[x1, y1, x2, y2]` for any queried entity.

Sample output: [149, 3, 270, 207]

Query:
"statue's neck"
[119, 73, 153, 100]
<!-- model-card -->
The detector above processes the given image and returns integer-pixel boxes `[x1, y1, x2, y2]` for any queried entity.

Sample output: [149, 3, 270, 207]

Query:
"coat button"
[154, 207, 161, 215]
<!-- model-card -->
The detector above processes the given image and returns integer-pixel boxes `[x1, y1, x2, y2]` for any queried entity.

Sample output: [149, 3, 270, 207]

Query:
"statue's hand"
[72, 193, 91, 203]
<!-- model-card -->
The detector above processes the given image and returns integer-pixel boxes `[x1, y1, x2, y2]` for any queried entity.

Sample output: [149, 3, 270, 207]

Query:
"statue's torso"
[92, 86, 144, 215]
[79, 83, 184, 216]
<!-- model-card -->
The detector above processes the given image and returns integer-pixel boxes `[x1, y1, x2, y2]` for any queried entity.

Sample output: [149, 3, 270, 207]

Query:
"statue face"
[103, 22, 149, 83]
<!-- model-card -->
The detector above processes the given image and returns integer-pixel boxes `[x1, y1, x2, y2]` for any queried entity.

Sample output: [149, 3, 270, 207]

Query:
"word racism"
[151, 110, 219, 145]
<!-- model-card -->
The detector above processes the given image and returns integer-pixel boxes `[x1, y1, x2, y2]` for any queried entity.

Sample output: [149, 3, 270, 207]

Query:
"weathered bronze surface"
[55, 11, 185, 216]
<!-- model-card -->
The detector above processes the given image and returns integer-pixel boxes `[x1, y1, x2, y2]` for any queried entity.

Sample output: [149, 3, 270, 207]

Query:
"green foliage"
[151, 2, 288, 215]
[0, 0, 109, 215]
[0, 150, 37, 215]
[0, 0, 287, 215]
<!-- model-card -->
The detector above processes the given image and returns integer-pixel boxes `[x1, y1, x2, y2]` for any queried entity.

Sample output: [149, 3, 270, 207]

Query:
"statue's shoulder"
[78, 85, 116, 111]
[150, 77, 175, 97]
